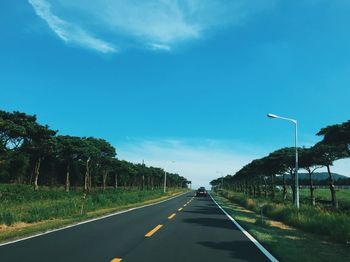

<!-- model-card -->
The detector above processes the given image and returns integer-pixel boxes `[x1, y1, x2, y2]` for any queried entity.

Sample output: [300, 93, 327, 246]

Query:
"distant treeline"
[211, 119, 350, 209]
[274, 172, 350, 186]
[0, 110, 190, 192]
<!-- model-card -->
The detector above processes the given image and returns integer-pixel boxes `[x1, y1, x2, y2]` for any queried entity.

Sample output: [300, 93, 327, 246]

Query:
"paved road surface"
[0, 192, 272, 262]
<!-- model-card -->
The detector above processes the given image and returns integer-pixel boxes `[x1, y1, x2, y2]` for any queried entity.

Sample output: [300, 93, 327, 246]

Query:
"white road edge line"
[209, 193, 279, 262]
[0, 191, 190, 247]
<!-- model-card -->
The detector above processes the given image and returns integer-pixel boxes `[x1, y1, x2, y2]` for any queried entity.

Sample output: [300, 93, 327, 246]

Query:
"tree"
[312, 142, 347, 208]
[56, 136, 87, 192]
[83, 138, 116, 191]
[266, 148, 296, 201]
[299, 147, 323, 205]
[317, 120, 350, 156]
[0, 111, 36, 154]
[23, 123, 57, 190]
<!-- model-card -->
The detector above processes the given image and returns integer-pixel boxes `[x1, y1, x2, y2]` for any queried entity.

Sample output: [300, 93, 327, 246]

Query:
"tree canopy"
[0, 109, 188, 191]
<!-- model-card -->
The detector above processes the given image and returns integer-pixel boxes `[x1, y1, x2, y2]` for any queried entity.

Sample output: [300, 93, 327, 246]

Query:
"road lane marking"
[184, 204, 187, 207]
[209, 193, 278, 262]
[178, 208, 183, 211]
[168, 213, 176, 219]
[145, 224, 163, 237]
[111, 258, 122, 262]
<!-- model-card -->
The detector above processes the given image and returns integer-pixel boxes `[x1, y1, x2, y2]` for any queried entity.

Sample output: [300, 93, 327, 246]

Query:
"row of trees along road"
[211, 119, 350, 209]
[0, 110, 190, 192]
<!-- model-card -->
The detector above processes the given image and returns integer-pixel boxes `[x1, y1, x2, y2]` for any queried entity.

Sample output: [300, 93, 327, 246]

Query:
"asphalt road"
[0, 192, 272, 262]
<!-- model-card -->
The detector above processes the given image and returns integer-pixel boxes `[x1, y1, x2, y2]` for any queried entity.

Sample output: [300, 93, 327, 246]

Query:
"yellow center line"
[111, 258, 122, 262]
[178, 207, 183, 211]
[145, 224, 163, 237]
[168, 213, 176, 219]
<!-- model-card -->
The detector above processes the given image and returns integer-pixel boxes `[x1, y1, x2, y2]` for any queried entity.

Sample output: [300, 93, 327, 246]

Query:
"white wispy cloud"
[149, 43, 172, 51]
[28, 0, 277, 53]
[28, 0, 116, 53]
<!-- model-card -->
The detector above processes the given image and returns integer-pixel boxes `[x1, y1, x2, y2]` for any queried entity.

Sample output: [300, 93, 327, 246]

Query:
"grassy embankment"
[0, 184, 187, 243]
[212, 191, 350, 262]
[218, 189, 350, 243]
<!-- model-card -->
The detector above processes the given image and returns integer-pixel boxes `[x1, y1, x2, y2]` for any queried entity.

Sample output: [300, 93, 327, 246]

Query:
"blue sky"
[1, 1, 350, 187]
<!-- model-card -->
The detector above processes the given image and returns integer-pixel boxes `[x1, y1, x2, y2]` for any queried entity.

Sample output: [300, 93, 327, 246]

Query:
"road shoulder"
[212, 192, 350, 262]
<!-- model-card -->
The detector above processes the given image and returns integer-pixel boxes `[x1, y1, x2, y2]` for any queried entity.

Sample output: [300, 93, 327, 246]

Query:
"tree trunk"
[114, 173, 118, 190]
[282, 174, 287, 200]
[249, 183, 253, 196]
[84, 158, 90, 192]
[28, 162, 35, 185]
[326, 165, 338, 208]
[65, 162, 70, 193]
[33, 157, 42, 191]
[290, 170, 296, 204]
[270, 175, 275, 200]
[308, 170, 315, 206]
[88, 173, 92, 191]
[102, 170, 108, 190]
[263, 178, 267, 198]
[257, 179, 261, 197]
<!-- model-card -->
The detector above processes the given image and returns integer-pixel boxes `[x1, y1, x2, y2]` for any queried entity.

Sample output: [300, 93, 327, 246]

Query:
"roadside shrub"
[0, 211, 17, 226]
[24, 207, 52, 223]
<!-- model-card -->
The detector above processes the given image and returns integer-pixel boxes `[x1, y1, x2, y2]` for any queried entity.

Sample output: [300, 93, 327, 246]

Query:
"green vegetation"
[0, 110, 190, 191]
[298, 188, 350, 210]
[0, 109, 191, 242]
[211, 119, 350, 210]
[212, 192, 350, 262]
[211, 119, 350, 246]
[217, 190, 350, 244]
[0, 184, 187, 242]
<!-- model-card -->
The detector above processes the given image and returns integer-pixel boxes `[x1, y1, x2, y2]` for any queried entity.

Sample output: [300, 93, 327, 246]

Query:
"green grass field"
[299, 188, 350, 209]
[212, 192, 350, 262]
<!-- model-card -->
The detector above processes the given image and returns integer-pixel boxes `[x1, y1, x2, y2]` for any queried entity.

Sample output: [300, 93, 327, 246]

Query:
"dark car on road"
[196, 187, 207, 197]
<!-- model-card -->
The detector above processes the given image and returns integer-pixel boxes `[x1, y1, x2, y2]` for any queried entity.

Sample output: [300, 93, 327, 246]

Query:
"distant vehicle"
[196, 187, 207, 197]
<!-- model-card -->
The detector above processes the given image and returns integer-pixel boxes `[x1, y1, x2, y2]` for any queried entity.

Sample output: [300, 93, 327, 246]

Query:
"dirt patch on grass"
[269, 220, 294, 231]
[285, 235, 302, 240]
[234, 206, 254, 214]
[237, 216, 256, 223]
[0, 221, 47, 233]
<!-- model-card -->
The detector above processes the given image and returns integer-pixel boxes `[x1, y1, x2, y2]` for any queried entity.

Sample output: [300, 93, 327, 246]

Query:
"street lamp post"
[267, 113, 299, 209]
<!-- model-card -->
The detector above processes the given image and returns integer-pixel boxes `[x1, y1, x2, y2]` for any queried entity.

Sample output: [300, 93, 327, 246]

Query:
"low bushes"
[219, 190, 350, 244]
